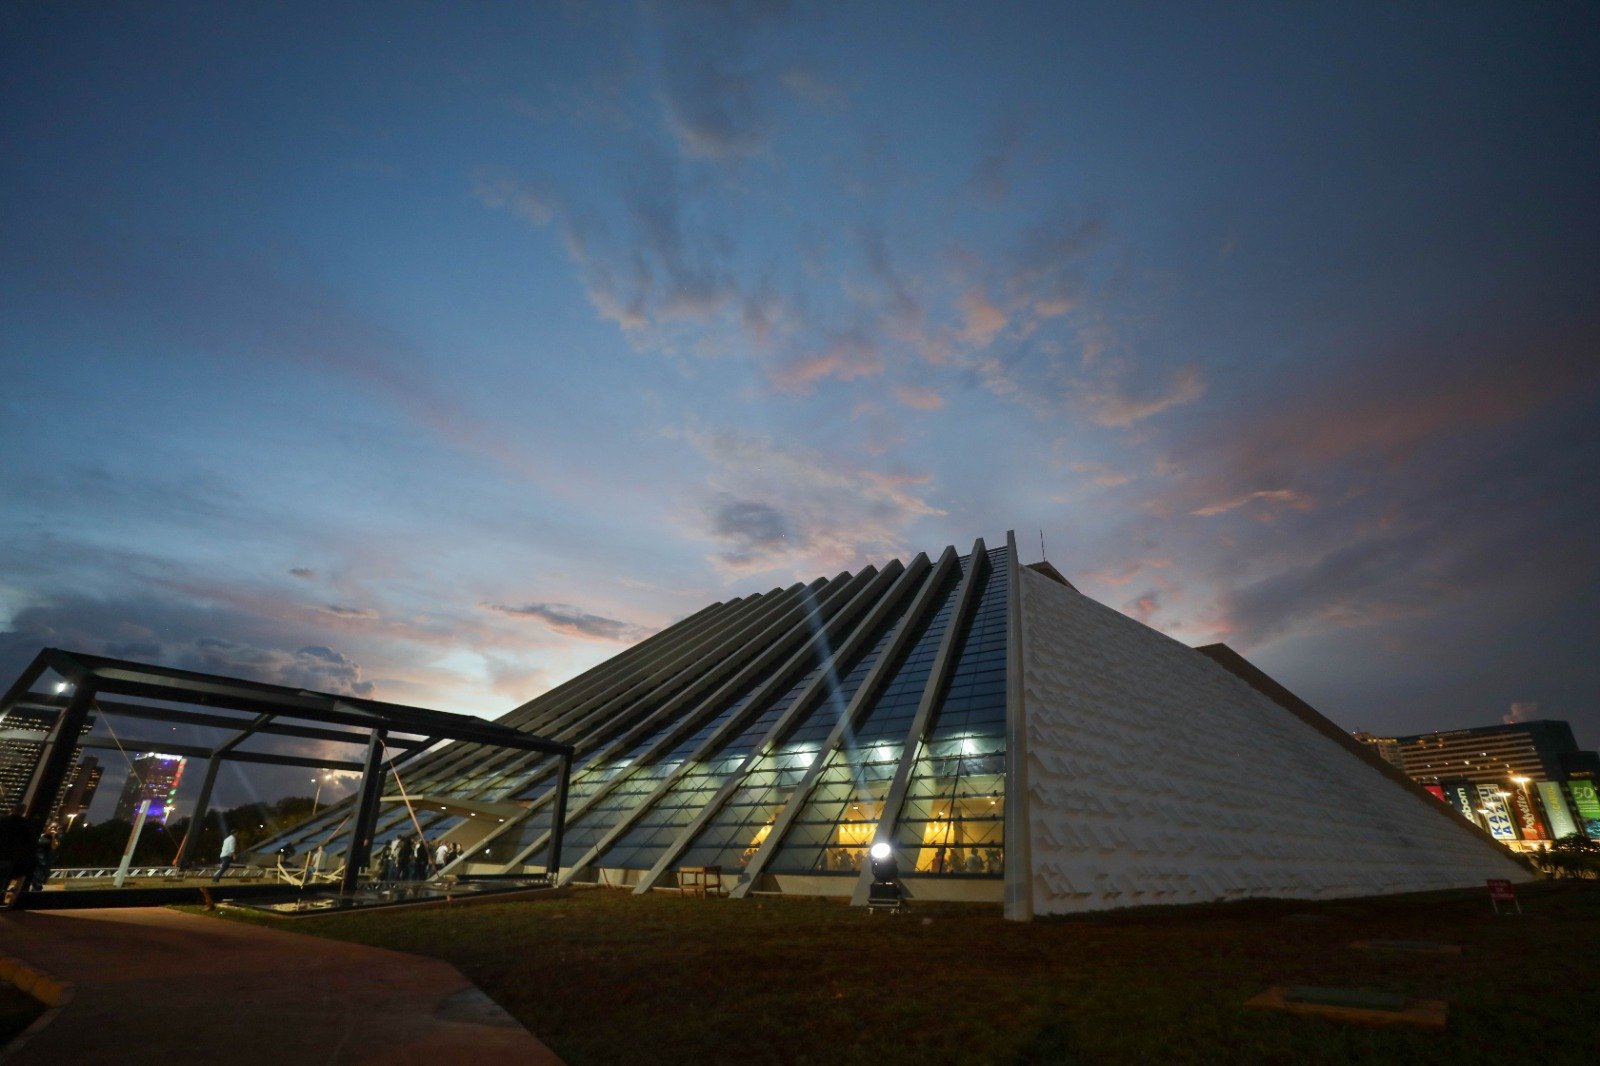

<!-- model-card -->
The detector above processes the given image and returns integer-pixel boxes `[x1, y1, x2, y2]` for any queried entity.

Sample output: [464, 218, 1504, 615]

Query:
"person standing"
[413, 837, 429, 880]
[212, 828, 237, 883]
[397, 836, 414, 882]
[434, 839, 450, 874]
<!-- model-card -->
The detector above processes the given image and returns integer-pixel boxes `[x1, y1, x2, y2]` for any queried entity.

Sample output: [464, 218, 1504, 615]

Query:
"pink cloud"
[1191, 488, 1317, 518]
[893, 384, 946, 411]
[771, 335, 884, 392]
[957, 288, 1008, 348]
[1078, 365, 1206, 428]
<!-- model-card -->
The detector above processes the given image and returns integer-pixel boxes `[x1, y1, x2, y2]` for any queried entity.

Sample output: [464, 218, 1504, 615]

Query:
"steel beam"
[503, 578, 838, 874]
[1002, 530, 1033, 921]
[730, 547, 961, 899]
[851, 539, 990, 905]
[635, 555, 929, 893]
[552, 568, 874, 883]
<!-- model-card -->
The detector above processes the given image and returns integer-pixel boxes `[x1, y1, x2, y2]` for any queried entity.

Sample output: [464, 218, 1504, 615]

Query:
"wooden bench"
[678, 865, 724, 897]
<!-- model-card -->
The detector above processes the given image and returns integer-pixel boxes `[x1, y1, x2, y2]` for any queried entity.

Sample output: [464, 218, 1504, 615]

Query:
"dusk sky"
[4, 1, 1597, 773]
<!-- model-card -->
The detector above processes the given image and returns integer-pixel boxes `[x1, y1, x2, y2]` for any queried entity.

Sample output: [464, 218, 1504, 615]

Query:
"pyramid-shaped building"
[271, 533, 1528, 917]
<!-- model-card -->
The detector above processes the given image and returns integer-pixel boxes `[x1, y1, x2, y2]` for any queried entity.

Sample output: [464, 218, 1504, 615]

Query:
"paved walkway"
[0, 907, 563, 1064]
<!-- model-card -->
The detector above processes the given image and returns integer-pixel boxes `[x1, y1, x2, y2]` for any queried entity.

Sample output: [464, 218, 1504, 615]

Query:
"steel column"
[174, 755, 225, 868]
[1002, 530, 1034, 921]
[547, 751, 571, 880]
[341, 729, 387, 894]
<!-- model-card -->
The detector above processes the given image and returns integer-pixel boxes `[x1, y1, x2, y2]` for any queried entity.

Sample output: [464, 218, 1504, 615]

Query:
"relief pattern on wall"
[1018, 568, 1528, 914]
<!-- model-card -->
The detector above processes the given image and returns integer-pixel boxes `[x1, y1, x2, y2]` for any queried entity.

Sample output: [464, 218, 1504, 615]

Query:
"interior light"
[869, 841, 891, 861]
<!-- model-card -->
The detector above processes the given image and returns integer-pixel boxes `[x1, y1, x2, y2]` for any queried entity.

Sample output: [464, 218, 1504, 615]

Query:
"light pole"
[311, 773, 332, 817]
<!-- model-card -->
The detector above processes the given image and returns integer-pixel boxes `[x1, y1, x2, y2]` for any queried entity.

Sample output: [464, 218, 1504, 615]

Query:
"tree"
[1545, 833, 1600, 879]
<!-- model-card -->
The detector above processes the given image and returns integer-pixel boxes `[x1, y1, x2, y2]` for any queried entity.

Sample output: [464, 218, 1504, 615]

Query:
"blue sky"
[4, 1, 1597, 774]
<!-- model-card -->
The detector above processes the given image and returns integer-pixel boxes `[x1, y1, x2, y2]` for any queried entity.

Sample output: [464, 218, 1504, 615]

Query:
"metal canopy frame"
[0, 648, 573, 892]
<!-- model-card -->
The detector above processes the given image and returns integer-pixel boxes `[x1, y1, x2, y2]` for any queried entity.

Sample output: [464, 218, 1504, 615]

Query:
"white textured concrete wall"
[1018, 568, 1530, 915]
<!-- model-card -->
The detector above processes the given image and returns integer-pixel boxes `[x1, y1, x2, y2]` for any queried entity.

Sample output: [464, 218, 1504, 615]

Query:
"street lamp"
[311, 773, 332, 817]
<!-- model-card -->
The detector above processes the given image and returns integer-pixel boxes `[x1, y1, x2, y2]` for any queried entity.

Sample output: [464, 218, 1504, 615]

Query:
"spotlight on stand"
[866, 841, 904, 914]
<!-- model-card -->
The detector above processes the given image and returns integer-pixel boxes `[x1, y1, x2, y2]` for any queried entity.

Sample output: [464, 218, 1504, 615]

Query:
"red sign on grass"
[1487, 879, 1517, 902]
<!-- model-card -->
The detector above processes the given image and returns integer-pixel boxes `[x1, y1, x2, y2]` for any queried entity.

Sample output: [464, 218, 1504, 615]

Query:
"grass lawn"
[207, 881, 1597, 1065]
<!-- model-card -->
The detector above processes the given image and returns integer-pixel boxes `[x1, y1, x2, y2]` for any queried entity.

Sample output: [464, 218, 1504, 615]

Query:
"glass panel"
[674, 609, 907, 871]
[889, 546, 1010, 877]
[764, 563, 965, 874]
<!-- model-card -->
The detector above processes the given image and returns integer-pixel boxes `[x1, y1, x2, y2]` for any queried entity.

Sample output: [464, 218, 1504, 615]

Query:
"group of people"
[374, 836, 463, 882]
[0, 805, 56, 904]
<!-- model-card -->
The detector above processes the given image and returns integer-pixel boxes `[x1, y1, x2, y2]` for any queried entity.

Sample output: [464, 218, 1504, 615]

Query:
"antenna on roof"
[1039, 529, 1046, 561]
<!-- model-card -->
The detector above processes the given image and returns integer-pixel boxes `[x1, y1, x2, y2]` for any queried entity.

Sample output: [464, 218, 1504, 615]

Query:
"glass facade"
[263, 540, 1018, 898]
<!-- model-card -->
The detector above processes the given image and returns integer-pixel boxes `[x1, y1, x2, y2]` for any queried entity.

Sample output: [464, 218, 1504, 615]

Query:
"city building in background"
[54, 754, 102, 831]
[1352, 732, 1406, 771]
[1356, 720, 1600, 847]
[262, 533, 1528, 917]
[0, 706, 53, 808]
[2, 705, 97, 823]
[112, 753, 187, 824]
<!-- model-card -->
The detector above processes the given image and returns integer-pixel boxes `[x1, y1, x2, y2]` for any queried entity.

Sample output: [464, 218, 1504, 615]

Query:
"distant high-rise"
[1387, 720, 1587, 787]
[55, 755, 103, 829]
[112, 753, 186, 824]
[2, 706, 96, 818]
[1359, 720, 1600, 845]
[0, 707, 54, 808]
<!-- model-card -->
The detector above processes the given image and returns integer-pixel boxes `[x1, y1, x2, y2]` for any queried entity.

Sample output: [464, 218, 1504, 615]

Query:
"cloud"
[320, 604, 378, 620]
[1077, 364, 1205, 428]
[1070, 461, 1132, 488]
[1080, 557, 1172, 588]
[781, 66, 844, 107]
[772, 331, 884, 391]
[970, 114, 1023, 203]
[1504, 702, 1538, 725]
[1122, 592, 1161, 625]
[1219, 535, 1445, 647]
[483, 602, 649, 643]
[957, 288, 1009, 348]
[116, 629, 373, 698]
[705, 495, 794, 567]
[675, 425, 944, 575]
[477, 148, 743, 346]
[1191, 488, 1316, 518]
[651, 3, 786, 162]
[892, 384, 945, 411]
[470, 170, 558, 226]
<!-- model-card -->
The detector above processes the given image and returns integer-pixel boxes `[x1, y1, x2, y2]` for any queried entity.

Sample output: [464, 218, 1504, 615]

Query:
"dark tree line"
[54, 794, 319, 867]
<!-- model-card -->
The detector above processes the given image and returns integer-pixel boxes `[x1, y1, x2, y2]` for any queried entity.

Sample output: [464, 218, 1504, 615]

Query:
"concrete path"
[0, 907, 562, 1064]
